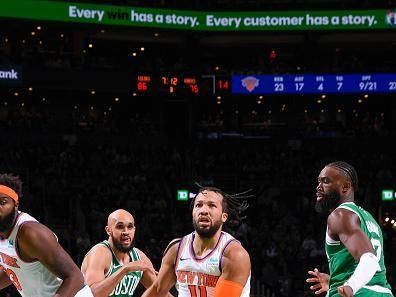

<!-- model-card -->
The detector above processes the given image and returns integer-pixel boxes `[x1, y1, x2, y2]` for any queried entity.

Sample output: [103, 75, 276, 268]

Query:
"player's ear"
[222, 212, 228, 223]
[342, 181, 352, 193]
[105, 225, 111, 236]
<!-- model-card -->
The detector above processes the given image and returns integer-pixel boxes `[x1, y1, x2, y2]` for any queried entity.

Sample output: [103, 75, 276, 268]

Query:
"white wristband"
[343, 252, 380, 294]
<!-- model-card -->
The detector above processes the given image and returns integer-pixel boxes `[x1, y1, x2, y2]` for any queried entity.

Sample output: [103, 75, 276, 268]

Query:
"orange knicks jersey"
[174, 231, 250, 297]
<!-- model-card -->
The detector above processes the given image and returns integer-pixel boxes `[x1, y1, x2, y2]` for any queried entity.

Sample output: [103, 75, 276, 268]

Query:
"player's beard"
[0, 207, 16, 232]
[315, 190, 341, 215]
[111, 234, 133, 253]
[193, 217, 222, 238]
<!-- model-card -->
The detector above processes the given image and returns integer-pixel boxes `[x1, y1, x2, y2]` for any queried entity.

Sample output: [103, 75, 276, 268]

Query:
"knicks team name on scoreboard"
[232, 73, 396, 94]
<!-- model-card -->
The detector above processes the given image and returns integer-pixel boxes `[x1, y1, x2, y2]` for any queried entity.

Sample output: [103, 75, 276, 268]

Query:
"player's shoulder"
[163, 237, 183, 257]
[223, 240, 250, 261]
[85, 242, 112, 262]
[328, 205, 361, 233]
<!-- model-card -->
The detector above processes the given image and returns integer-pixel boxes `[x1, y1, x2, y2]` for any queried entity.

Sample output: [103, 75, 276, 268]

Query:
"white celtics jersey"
[175, 231, 250, 297]
[0, 212, 63, 297]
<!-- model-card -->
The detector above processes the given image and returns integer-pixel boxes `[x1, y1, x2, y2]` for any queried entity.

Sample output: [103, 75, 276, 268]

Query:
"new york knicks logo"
[386, 10, 396, 26]
[241, 76, 260, 92]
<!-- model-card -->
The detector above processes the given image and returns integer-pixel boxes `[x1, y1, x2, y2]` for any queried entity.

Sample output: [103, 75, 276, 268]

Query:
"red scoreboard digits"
[136, 75, 152, 94]
[134, 74, 229, 96]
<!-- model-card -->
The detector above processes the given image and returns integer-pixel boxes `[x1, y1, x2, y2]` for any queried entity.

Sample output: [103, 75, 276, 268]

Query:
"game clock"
[134, 74, 201, 95]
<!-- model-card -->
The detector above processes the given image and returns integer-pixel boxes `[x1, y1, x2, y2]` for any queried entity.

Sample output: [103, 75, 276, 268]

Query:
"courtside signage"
[0, 1, 396, 31]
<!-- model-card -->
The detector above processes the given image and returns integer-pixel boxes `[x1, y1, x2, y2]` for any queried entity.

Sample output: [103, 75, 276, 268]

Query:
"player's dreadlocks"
[327, 161, 359, 193]
[0, 173, 23, 197]
[192, 184, 252, 227]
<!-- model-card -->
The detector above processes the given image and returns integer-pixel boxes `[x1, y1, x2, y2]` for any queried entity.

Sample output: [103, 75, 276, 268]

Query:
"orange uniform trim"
[213, 279, 244, 297]
[0, 185, 18, 202]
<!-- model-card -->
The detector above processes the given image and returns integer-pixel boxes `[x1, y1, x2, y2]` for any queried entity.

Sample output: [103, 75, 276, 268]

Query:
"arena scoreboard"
[232, 73, 396, 95]
[133, 74, 231, 96]
[132, 73, 396, 96]
[134, 74, 203, 95]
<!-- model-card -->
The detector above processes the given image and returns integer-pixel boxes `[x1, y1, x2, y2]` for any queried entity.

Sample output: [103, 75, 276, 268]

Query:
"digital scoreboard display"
[232, 73, 396, 95]
[134, 75, 201, 95]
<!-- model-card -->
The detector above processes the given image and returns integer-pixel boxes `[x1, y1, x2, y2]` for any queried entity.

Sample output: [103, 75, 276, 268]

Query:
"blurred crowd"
[0, 96, 395, 296]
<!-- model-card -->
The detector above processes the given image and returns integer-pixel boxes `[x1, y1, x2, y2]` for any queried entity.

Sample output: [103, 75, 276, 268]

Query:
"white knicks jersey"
[0, 212, 62, 297]
[175, 231, 250, 297]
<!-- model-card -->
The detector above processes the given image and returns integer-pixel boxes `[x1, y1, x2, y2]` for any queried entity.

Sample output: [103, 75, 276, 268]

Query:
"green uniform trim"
[325, 202, 393, 297]
[98, 240, 143, 297]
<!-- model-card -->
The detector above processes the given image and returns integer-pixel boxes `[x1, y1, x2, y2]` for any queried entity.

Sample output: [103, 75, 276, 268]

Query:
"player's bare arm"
[214, 242, 251, 297]
[328, 208, 379, 297]
[17, 221, 85, 297]
[328, 208, 374, 259]
[137, 248, 174, 297]
[82, 245, 155, 297]
[142, 240, 178, 297]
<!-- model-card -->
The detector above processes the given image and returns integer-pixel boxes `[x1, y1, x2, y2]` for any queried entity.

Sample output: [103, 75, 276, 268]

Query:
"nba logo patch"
[241, 76, 260, 92]
[8, 240, 13, 247]
[208, 256, 219, 266]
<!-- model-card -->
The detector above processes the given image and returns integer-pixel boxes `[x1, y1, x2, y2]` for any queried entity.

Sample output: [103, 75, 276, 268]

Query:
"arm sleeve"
[343, 252, 380, 294]
[213, 279, 244, 297]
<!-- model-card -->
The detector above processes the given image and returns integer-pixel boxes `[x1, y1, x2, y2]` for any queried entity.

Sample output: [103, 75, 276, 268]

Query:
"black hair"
[326, 161, 359, 193]
[0, 173, 23, 197]
[191, 184, 251, 227]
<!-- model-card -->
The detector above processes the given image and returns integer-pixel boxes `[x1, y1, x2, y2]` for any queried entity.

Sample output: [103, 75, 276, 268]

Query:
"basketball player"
[81, 209, 173, 297]
[0, 173, 93, 297]
[306, 161, 394, 297]
[142, 186, 251, 297]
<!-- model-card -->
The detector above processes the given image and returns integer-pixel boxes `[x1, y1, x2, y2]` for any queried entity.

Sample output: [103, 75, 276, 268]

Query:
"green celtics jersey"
[325, 202, 393, 297]
[99, 240, 143, 297]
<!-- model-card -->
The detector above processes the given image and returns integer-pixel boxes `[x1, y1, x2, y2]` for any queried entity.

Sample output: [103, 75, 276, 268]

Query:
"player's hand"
[306, 268, 330, 295]
[126, 260, 156, 275]
[337, 285, 353, 297]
